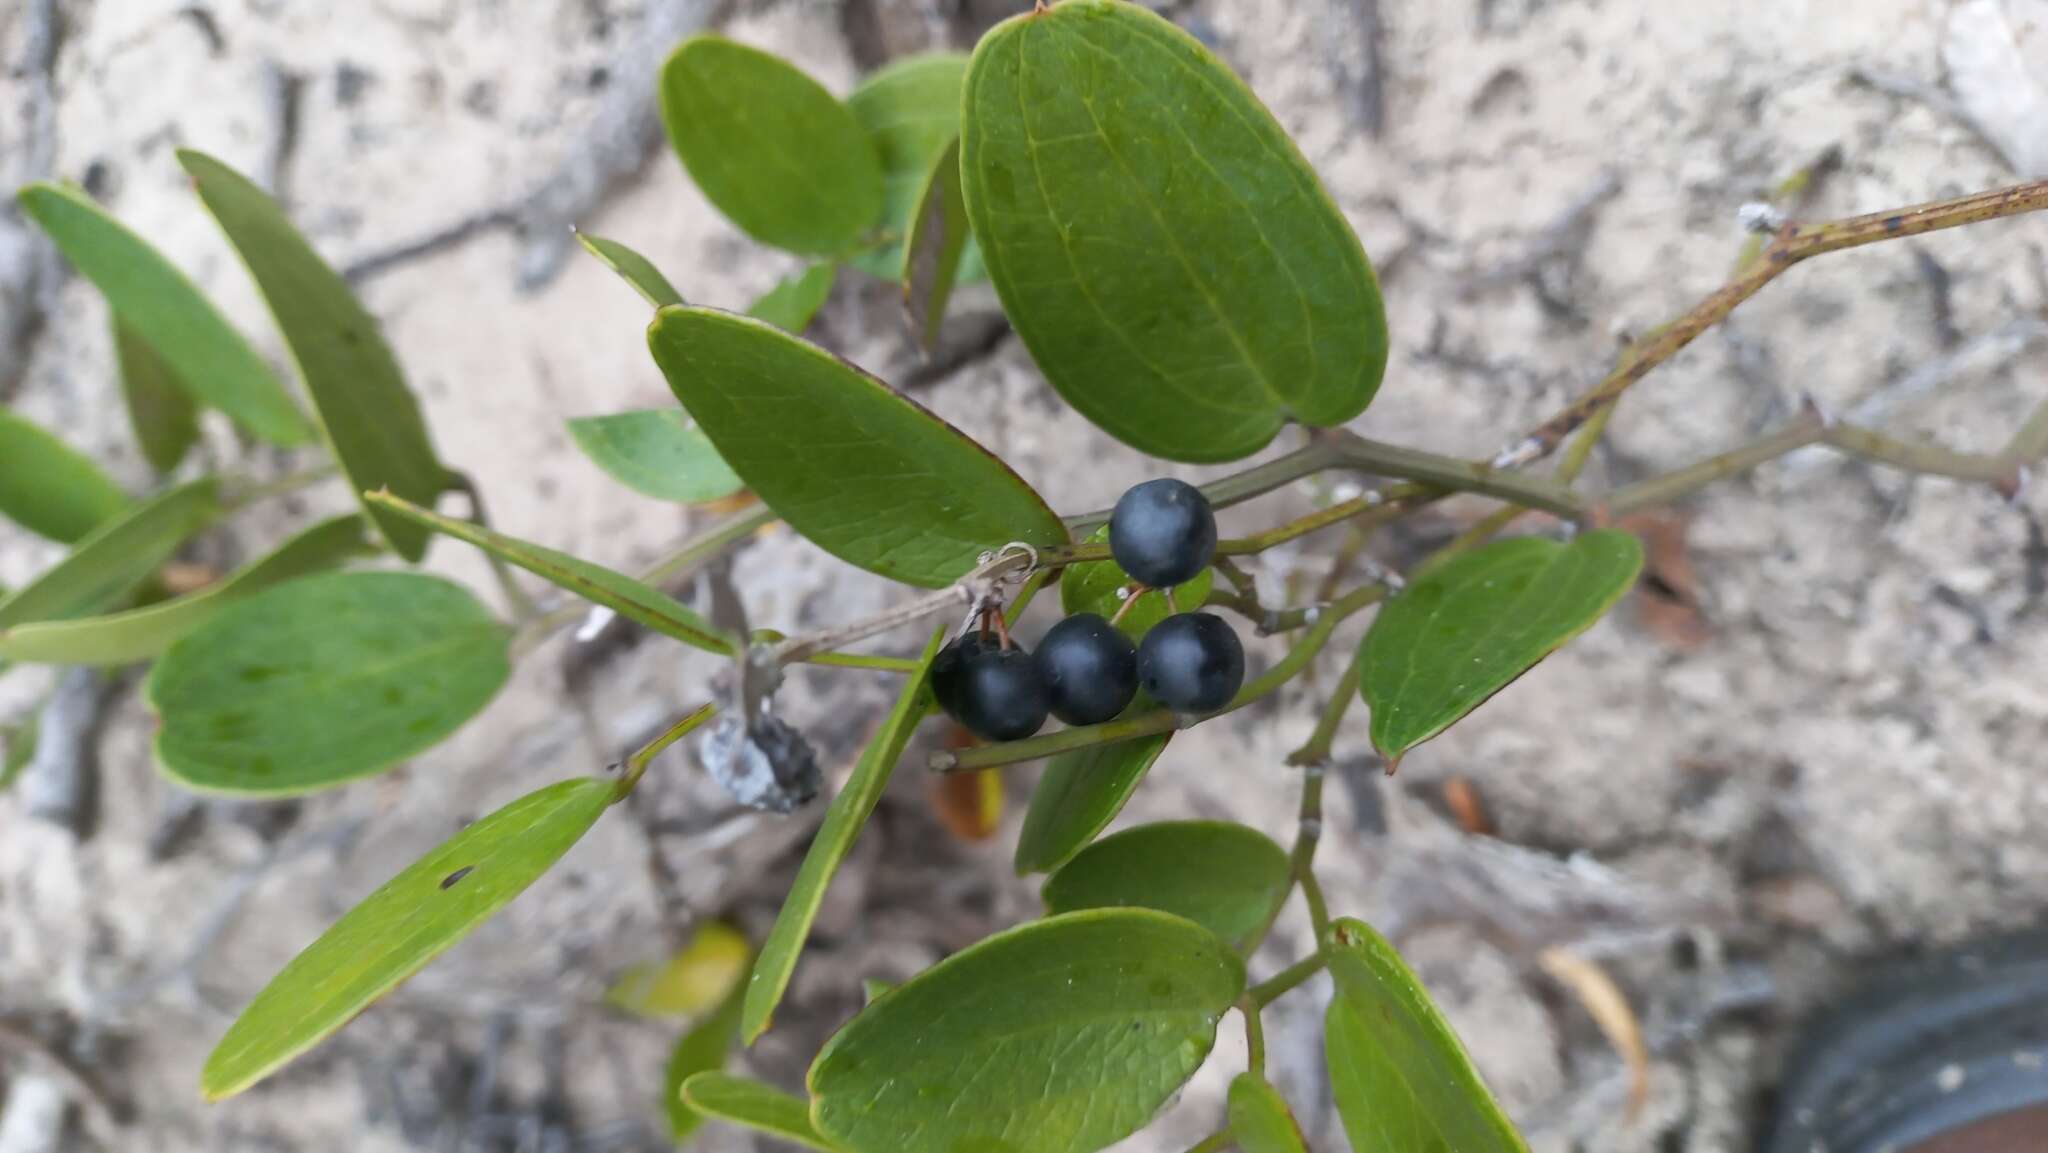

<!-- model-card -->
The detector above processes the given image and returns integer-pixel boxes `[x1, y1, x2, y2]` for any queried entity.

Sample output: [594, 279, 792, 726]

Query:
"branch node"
[1799, 392, 1837, 429]
[1736, 201, 1786, 234]
[1490, 438, 1542, 471]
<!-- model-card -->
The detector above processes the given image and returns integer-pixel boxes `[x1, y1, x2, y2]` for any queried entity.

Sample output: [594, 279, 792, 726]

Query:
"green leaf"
[566, 410, 744, 505]
[809, 909, 1245, 1153]
[902, 138, 968, 353]
[148, 571, 511, 795]
[201, 777, 616, 1100]
[860, 978, 892, 1004]
[365, 491, 731, 654]
[665, 993, 745, 1143]
[0, 515, 375, 665]
[1014, 734, 1170, 875]
[743, 629, 942, 1043]
[609, 921, 751, 1021]
[113, 318, 201, 473]
[847, 52, 972, 279]
[960, 0, 1389, 463]
[1324, 916, 1529, 1153]
[1228, 1073, 1309, 1153]
[649, 307, 1066, 588]
[0, 715, 37, 793]
[659, 36, 883, 256]
[0, 478, 221, 631]
[1359, 530, 1643, 761]
[747, 262, 837, 333]
[1059, 525, 1213, 639]
[1042, 820, 1289, 951]
[576, 231, 685, 308]
[16, 182, 310, 445]
[0, 408, 127, 543]
[682, 1073, 840, 1153]
[180, 150, 445, 561]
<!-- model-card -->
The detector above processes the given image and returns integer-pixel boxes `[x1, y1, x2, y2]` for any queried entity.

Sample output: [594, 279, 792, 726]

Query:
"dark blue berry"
[1109, 478, 1217, 589]
[931, 632, 991, 719]
[1034, 613, 1138, 726]
[1137, 612, 1244, 713]
[954, 644, 1050, 742]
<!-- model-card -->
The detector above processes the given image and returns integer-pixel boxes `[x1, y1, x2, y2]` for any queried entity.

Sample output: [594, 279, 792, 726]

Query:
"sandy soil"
[3, 1, 2048, 1151]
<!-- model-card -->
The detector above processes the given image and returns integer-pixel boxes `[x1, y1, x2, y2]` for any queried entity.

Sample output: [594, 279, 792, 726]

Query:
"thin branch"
[1247, 952, 1328, 1009]
[617, 701, 717, 795]
[1239, 995, 1267, 1074]
[1602, 405, 1830, 516]
[445, 470, 540, 624]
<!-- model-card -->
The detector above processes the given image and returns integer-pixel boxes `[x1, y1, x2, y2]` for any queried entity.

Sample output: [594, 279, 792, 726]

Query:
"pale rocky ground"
[3, 1, 2048, 1151]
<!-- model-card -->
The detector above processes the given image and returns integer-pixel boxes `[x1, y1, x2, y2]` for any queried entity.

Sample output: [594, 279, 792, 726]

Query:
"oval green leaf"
[846, 52, 971, 279]
[180, 150, 445, 561]
[1043, 820, 1288, 951]
[649, 306, 1066, 588]
[609, 921, 751, 1021]
[743, 629, 941, 1042]
[748, 262, 837, 334]
[1359, 530, 1643, 761]
[1228, 1073, 1309, 1153]
[0, 408, 127, 543]
[1014, 733, 1170, 875]
[576, 231, 685, 308]
[148, 571, 511, 794]
[903, 138, 968, 353]
[365, 491, 731, 654]
[566, 410, 744, 505]
[1060, 525, 1213, 639]
[0, 515, 375, 665]
[682, 1072, 840, 1153]
[201, 777, 616, 1100]
[664, 991, 745, 1143]
[809, 908, 1245, 1153]
[961, 0, 1388, 462]
[114, 318, 201, 473]
[660, 36, 883, 256]
[0, 477, 220, 631]
[1324, 916, 1529, 1153]
[16, 182, 310, 445]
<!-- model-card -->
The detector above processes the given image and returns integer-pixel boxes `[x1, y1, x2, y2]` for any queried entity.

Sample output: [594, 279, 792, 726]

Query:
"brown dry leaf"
[1538, 947, 1650, 1124]
[928, 755, 1003, 842]
[1443, 775, 1495, 836]
[157, 562, 219, 596]
[1618, 509, 1710, 650]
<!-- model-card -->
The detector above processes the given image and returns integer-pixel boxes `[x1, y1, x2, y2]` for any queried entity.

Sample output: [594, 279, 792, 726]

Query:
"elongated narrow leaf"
[810, 909, 1245, 1153]
[660, 37, 882, 255]
[1229, 1073, 1309, 1153]
[0, 478, 220, 631]
[0, 409, 127, 543]
[201, 777, 615, 1100]
[1060, 525, 1213, 639]
[1043, 820, 1288, 951]
[1360, 530, 1643, 760]
[566, 410, 744, 505]
[902, 138, 968, 352]
[747, 262, 836, 333]
[148, 571, 510, 794]
[1324, 917, 1528, 1153]
[366, 491, 730, 654]
[609, 921, 751, 1020]
[847, 52, 971, 278]
[1, 716, 37, 793]
[682, 1073, 839, 1153]
[650, 307, 1066, 587]
[664, 986, 747, 1143]
[576, 231, 684, 308]
[16, 182, 309, 445]
[743, 629, 942, 1042]
[180, 150, 444, 561]
[114, 318, 200, 472]
[1014, 734, 1170, 875]
[0, 515, 374, 665]
[961, 1, 1388, 462]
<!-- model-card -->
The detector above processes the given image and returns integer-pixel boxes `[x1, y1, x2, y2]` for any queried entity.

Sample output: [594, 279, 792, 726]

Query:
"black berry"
[1137, 612, 1244, 713]
[953, 644, 1050, 742]
[1109, 478, 1217, 589]
[1034, 613, 1138, 726]
[930, 631, 990, 719]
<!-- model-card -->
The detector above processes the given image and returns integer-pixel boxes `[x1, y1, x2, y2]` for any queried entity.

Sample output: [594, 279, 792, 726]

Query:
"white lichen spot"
[1935, 1063, 1965, 1093]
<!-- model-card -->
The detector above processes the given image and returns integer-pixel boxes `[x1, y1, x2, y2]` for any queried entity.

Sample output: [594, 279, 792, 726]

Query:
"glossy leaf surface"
[847, 52, 971, 278]
[1014, 733, 1170, 875]
[1360, 530, 1643, 759]
[149, 571, 510, 794]
[649, 307, 1065, 587]
[961, 0, 1388, 461]
[809, 909, 1244, 1153]
[201, 777, 615, 1100]
[567, 410, 744, 505]
[1043, 820, 1288, 950]
[0, 408, 126, 543]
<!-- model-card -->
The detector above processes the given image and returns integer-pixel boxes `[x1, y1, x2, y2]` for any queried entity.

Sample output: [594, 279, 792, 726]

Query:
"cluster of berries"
[933, 479, 1246, 742]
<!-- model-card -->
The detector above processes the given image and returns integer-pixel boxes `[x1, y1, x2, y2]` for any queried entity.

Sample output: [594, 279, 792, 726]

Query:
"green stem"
[1240, 996, 1266, 1075]
[1324, 432, 1585, 519]
[517, 504, 776, 647]
[223, 463, 340, 510]
[444, 470, 540, 625]
[1602, 408, 1828, 515]
[929, 581, 1388, 772]
[1823, 423, 2018, 484]
[1248, 952, 1329, 1009]
[616, 701, 717, 797]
